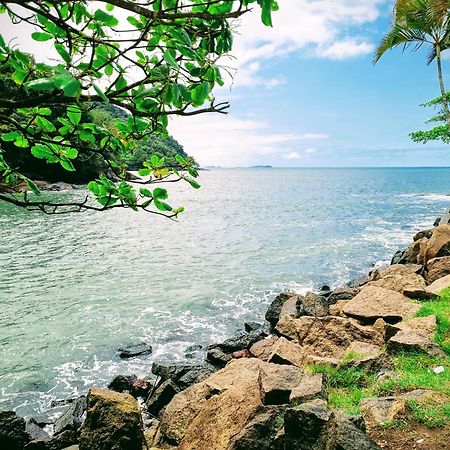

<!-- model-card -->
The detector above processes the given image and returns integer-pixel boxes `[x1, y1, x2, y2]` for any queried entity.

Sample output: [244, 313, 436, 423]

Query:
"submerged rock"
[117, 342, 153, 358]
[79, 388, 144, 450]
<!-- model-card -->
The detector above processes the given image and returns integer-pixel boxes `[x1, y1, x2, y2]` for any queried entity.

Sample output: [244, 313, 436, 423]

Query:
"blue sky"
[172, 0, 450, 167]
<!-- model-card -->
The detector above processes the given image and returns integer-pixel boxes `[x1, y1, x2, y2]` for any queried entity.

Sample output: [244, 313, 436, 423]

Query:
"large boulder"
[426, 273, 450, 295]
[327, 288, 360, 305]
[249, 336, 279, 361]
[146, 380, 180, 417]
[396, 315, 437, 339]
[419, 224, 450, 264]
[259, 363, 303, 405]
[0, 411, 30, 450]
[108, 375, 151, 399]
[342, 286, 421, 324]
[277, 316, 381, 360]
[268, 337, 305, 367]
[367, 273, 426, 295]
[426, 256, 450, 284]
[265, 292, 295, 328]
[297, 292, 329, 317]
[79, 388, 144, 450]
[391, 240, 423, 265]
[387, 330, 446, 357]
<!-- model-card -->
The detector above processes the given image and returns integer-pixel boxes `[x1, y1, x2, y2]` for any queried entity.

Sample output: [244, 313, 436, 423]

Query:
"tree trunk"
[436, 44, 450, 126]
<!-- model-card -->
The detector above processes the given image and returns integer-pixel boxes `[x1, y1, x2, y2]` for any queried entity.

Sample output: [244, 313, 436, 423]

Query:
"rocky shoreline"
[2, 214, 450, 450]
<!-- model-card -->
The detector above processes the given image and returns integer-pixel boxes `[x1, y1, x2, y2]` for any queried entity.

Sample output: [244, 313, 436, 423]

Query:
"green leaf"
[35, 116, 56, 132]
[31, 32, 53, 42]
[65, 148, 78, 159]
[94, 83, 109, 103]
[67, 105, 82, 125]
[25, 178, 41, 195]
[191, 82, 210, 104]
[25, 78, 57, 92]
[163, 49, 178, 69]
[260, 0, 273, 26]
[154, 199, 173, 211]
[106, 3, 114, 11]
[62, 78, 81, 97]
[54, 43, 71, 64]
[31, 144, 54, 159]
[139, 188, 152, 197]
[60, 159, 75, 171]
[175, 154, 186, 165]
[153, 187, 168, 199]
[14, 135, 29, 148]
[94, 9, 119, 26]
[138, 168, 151, 176]
[87, 181, 100, 195]
[2, 131, 20, 142]
[184, 176, 201, 189]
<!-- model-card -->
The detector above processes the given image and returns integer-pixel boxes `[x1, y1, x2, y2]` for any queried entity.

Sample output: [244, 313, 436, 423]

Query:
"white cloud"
[282, 147, 317, 160]
[283, 152, 301, 160]
[321, 40, 375, 60]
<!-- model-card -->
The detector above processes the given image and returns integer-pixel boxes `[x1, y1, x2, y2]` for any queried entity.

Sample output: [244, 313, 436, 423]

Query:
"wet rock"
[265, 292, 295, 327]
[284, 401, 331, 449]
[289, 374, 324, 403]
[206, 347, 231, 367]
[342, 286, 421, 324]
[315, 411, 381, 450]
[361, 397, 406, 427]
[0, 410, 29, 450]
[151, 363, 193, 382]
[346, 274, 369, 288]
[297, 292, 329, 317]
[117, 342, 153, 358]
[244, 321, 265, 333]
[268, 337, 305, 367]
[259, 363, 303, 405]
[54, 396, 86, 435]
[46, 430, 78, 450]
[177, 363, 218, 390]
[184, 344, 203, 359]
[426, 256, 450, 284]
[108, 375, 151, 399]
[250, 336, 279, 361]
[426, 273, 450, 295]
[387, 329, 446, 357]
[25, 422, 50, 442]
[146, 380, 180, 417]
[327, 288, 360, 305]
[79, 388, 144, 450]
[29, 415, 53, 428]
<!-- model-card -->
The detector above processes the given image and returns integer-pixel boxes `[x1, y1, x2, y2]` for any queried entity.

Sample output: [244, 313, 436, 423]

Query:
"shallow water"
[0, 167, 449, 416]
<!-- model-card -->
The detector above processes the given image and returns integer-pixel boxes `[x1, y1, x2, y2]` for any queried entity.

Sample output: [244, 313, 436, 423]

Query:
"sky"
[2, 0, 450, 167]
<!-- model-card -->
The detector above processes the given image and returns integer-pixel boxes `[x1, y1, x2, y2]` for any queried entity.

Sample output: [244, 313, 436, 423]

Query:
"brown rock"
[297, 292, 329, 317]
[275, 314, 298, 340]
[292, 316, 382, 359]
[367, 272, 426, 294]
[414, 229, 434, 241]
[79, 388, 144, 450]
[426, 256, 450, 284]
[289, 374, 324, 403]
[397, 315, 437, 338]
[342, 286, 421, 324]
[426, 273, 450, 295]
[420, 224, 450, 264]
[372, 318, 400, 342]
[232, 349, 250, 359]
[387, 330, 446, 357]
[268, 337, 305, 367]
[280, 295, 298, 318]
[329, 300, 349, 316]
[327, 288, 360, 304]
[260, 363, 303, 405]
[361, 397, 406, 427]
[249, 337, 279, 361]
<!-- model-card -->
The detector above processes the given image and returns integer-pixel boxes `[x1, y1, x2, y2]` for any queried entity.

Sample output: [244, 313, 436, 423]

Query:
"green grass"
[407, 399, 450, 428]
[416, 287, 450, 355]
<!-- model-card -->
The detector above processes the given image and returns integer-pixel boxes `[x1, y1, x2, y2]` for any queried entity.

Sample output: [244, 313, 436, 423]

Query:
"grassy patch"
[376, 419, 408, 430]
[416, 287, 450, 355]
[407, 399, 450, 428]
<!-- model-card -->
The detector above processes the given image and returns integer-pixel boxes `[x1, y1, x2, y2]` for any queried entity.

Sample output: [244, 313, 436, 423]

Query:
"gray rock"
[265, 292, 295, 327]
[54, 396, 86, 435]
[387, 330, 446, 357]
[108, 374, 151, 398]
[327, 288, 360, 305]
[0, 410, 30, 450]
[297, 292, 329, 317]
[146, 380, 180, 417]
[177, 363, 217, 390]
[117, 342, 152, 358]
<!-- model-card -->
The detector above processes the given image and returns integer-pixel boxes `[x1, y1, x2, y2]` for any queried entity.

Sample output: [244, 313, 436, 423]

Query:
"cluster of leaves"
[0, 0, 277, 215]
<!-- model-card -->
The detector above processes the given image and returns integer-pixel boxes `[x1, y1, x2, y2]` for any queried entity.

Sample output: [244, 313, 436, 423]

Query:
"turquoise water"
[0, 167, 449, 416]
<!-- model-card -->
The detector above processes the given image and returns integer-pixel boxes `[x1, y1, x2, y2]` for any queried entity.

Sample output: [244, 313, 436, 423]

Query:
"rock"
[387, 330, 446, 357]
[297, 292, 329, 317]
[402, 288, 440, 300]
[79, 388, 144, 450]
[278, 316, 382, 360]
[259, 363, 303, 405]
[45, 430, 78, 450]
[232, 407, 284, 450]
[426, 256, 450, 283]
[341, 341, 389, 371]
[265, 292, 294, 327]
[380, 264, 423, 277]
[289, 374, 324, 403]
[29, 415, 53, 428]
[368, 273, 426, 295]
[0, 410, 29, 450]
[177, 363, 218, 390]
[108, 375, 151, 399]
[426, 273, 450, 295]
[280, 294, 299, 318]
[397, 315, 437, 338]
[419, 224, 450, 264]
[434, 213, 450, 227]
[117, 342, 153, 358]
[268, 337, 305, 367]
[25, 421, 50, 442]
[327, 288, 360, 305]
[284, 401, 331, 449]
[346, 274, 368, 288]
[249, 336, 279, 361]
[244, 322, 265, 333]
[151, 363, 193, 382]
[391, 240, 423, 265]
[144, 419, 161, 449]
[315, 411, 381, 450]
[159, 358, 265, 448]
[414, 229, 434, 241]
[146, 380, 180, 417]
[329, 300, 349, 316]
[54, 396, 86, 435]
[372, 318, 400, 342]
[342, 286, 421, 324]
[361, 397, 405, 427]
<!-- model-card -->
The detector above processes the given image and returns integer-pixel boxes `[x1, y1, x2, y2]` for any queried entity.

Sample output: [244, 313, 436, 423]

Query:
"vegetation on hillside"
[0, 0, 277, 215]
